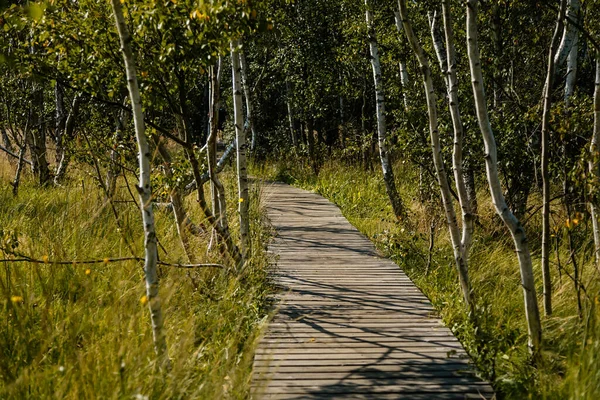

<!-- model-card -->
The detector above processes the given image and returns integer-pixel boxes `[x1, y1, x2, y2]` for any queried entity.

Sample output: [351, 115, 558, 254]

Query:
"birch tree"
[232, 40, 250, 263]
[397, 0, 471, 307]
[554, 0, 580, 73]
[466, 0, 542, 358]
[540, 0, 566, 317]
[286, 80, 297, 148]
[206, 58, 233, 254]
[54, 94, 82, 185]
[590, 52, 600, 268]
[208, 59, 223, 224]
[28, 82, 51, 186]
[110, 0, 168, 365]
[440, 0, 476, 256]
[365, 0, 405, 220]
[239, 42, 258, 152]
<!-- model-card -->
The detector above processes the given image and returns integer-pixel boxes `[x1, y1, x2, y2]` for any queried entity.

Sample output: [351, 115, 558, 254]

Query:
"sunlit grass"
[0, 158, 272, 399]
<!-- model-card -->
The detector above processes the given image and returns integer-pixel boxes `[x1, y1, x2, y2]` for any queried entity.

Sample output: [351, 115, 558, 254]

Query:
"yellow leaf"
[140, 295, 148, 305]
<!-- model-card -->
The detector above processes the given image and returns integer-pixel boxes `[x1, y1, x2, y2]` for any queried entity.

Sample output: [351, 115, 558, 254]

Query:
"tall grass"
[254, 158, 600, 399]
[0, 157, 272, 399]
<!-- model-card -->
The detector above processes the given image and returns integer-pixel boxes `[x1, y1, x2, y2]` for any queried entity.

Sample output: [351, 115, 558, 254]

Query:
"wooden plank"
[252, 182, 493, 398]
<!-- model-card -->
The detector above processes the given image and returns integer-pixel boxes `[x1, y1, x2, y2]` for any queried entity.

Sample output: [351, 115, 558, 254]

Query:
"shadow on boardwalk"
[253, 182, 494, 399]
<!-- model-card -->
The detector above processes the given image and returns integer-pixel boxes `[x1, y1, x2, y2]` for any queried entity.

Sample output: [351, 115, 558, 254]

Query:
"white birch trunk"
[554, 0, 580, 71]
[231, 40, 250, 263]
[183, 140, 236, 196]
[207, 61, 227, 234]
[54, 82, 66, 165]
[441, 0, 475, 257]
[399, 61, 409, 110]
[110, 0, 169, 364]
[366, 0, 405, 220]
[393, 14, 410, 111]
[239, 43, 257, 152]
[590, 52, 600, 268]
[286, 81, 297, 147]
[427, 10, 448, 86]
[541, 0, 566, 317]
[397, 0, 471, 307]
[466, 0, 542, 357]
[208, 60, 231, 244]
[564, 34, 578, 104]
[54, 94, 81, 185]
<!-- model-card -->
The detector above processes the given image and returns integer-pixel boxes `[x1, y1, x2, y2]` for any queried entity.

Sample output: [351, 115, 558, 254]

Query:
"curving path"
[252, 182, 494, 399]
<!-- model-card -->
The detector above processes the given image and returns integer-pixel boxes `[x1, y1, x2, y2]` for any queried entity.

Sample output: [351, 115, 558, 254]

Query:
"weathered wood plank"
[252, 182, 493, 398]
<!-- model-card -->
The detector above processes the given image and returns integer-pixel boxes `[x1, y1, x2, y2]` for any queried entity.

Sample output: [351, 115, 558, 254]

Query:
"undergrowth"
[253, 158, 600, 400]
[0, 158, 272, 399]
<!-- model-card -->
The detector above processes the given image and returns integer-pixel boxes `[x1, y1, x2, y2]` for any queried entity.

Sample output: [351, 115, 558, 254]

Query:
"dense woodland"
[2, 0, 600, 398]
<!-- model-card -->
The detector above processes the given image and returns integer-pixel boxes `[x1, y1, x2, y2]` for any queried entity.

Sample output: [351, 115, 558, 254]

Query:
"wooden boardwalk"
[252, 182, 494, 399]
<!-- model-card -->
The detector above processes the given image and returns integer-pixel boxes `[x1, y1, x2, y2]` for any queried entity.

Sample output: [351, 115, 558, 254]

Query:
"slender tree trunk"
[427, 10, 448, 86]
[54, 82, 66, 165]
[106, 99, 129, 197]
[398, 61, 410, 110]
[361, 77, 370, 169]
[306, 118, 317, 174]
[12, 144, 26, 197]
[239, 42, 257, 152]
[110, 0, 169, 365]
[554, 0, 581, 72]
[232, 40, 250, 264]
[490, 4, 502, 108]
[463, 163, 478, 219]
[541, 0, 566, 317]
[590, 52, 600, 268]
[393, 15, 410, 111]
[366, 0, 405, 220]
[183, 140, 236, 196]
[564, 34, 578, 103]
[54, 94, 81, 185]
[154, 137, 196, 263]
[397, 0, 471, 307]
[187, 145, 242, 266]
[207, 61, 225, 232]
[285, 81, 297, 148]
[207, 59, 232, 256]
[466, 0, 542, 358]
[29, 82, 51, 186]
[441, 0, 476, 256]
[339, 73, 346, 146]
[1, 108, 13, 153]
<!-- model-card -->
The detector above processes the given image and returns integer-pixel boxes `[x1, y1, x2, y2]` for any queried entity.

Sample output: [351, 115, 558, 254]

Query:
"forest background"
[1, 0, 600, 398]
